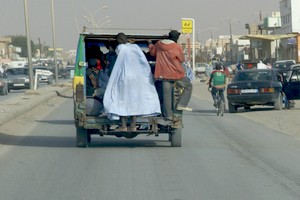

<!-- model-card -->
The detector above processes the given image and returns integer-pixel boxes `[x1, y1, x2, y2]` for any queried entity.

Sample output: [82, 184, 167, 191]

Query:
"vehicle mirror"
[78, 61, 86, 68]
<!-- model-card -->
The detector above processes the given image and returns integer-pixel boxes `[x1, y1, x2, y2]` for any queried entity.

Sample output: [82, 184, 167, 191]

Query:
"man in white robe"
[103, 33, 161, 131]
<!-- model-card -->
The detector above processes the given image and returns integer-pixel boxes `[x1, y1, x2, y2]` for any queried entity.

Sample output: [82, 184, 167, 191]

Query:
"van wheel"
[76, 127, 88, 147]
[170, 128, 182, 147]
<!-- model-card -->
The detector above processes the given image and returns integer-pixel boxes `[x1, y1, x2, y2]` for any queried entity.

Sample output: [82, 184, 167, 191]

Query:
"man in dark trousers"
[149, 30, 193, 120]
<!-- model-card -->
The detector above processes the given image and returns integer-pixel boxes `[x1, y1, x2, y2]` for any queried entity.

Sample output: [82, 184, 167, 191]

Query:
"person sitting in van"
[104, 40, 118, 77]
[86, 58, 100, 96]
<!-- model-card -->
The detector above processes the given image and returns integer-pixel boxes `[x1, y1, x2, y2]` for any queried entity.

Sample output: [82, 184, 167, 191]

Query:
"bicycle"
[208, 86, 225, 116]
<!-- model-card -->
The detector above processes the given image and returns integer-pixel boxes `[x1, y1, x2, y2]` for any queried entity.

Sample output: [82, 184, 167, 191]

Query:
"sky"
[0, 0, 280, 51]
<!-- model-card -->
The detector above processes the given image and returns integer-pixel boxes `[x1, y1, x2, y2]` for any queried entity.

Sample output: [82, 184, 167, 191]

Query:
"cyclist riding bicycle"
[208, 63, 227, 107]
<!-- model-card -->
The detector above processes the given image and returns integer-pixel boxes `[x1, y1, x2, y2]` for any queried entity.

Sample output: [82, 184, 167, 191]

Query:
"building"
[278, 0, 300, 62]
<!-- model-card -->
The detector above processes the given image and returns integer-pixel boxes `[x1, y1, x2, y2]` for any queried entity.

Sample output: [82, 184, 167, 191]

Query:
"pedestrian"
[103, 33, 161, 131]
[236, 62, 244, 71]
[148, 30, 193, 121]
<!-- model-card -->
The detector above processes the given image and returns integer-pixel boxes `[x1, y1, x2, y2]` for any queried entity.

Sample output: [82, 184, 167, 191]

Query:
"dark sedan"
[227, 69, 283, 113]
[4, 67, 30, 92]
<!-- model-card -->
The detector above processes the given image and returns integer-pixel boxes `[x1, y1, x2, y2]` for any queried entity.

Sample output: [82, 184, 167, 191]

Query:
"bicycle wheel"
[217, 100, 221, 116]
[220, 100, 225, 116]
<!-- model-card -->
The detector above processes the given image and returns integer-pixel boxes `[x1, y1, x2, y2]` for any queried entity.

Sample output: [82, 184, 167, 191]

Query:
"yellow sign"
[182, 19, 193, 33]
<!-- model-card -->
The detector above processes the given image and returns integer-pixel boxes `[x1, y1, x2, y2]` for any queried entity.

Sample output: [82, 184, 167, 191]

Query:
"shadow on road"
[35, 119, 74, 125]
[0, 132, 171, 148]
[55, 91, 73, 98]
[0, 132, 75, 148]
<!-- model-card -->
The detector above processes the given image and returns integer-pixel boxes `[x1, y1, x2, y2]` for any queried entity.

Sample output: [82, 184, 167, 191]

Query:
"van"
[73, 32, 184, 147]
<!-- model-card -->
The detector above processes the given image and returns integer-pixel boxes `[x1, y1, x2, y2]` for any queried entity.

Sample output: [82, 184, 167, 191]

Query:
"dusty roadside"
[192, 79, 300, 139]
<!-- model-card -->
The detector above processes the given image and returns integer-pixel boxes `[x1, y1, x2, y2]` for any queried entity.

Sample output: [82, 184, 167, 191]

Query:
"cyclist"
[208, 63, 227, 107]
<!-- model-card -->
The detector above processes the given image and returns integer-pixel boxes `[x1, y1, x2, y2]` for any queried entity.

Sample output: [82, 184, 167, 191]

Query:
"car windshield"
[273, 62, 285, 69]
[5, 68, 28, 75]
[234, 70, 273, 82]
[286, 61, 295, 68]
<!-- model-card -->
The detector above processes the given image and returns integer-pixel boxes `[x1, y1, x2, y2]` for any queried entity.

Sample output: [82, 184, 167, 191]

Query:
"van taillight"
[76, 83, 84, 102]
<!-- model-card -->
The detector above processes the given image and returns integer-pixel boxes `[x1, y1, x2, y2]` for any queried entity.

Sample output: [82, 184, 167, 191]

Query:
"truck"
[72, 32, 185, 147]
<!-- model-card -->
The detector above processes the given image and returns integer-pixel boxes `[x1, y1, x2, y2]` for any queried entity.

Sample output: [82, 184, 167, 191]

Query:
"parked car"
[33, 66, 54, 85]
[194, 62, 208, 81]
[227, 69, 283, 113]
[4, 67, 30, 92]
[272, 60, 296, 76]
[0, 73, 8, 95]
[58, 66, 74, 79]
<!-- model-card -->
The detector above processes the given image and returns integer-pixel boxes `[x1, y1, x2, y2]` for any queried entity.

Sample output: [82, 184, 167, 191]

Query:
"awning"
[239, 33, 298, 41]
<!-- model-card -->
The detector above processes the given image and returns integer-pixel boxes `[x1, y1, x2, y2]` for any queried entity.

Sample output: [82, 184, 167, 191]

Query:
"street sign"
[288, 37, 296, 45]
[182, 19, 193, 34]
[35, 69, 53, 76]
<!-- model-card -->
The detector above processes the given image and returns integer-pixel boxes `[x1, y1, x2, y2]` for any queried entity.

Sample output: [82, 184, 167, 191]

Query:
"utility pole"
[38, 37, 41, 60]
[223, 17, 238, 63]
[229, 21, 233, 62]
[50, 0, 58, 83]
[23, 0, 34, 90]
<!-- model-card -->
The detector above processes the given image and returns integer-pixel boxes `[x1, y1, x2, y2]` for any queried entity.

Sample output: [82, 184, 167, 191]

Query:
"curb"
[0, 85, 71, 125]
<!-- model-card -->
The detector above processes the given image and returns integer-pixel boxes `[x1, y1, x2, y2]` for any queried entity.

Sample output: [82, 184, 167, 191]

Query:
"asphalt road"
[0, 83, 300, 200]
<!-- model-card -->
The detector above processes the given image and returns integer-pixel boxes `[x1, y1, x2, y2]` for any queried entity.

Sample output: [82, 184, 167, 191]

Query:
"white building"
[280, 0, 300, 34]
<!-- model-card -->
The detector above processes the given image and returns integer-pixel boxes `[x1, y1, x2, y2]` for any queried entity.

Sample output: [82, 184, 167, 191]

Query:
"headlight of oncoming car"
[25, 78, 30, 83]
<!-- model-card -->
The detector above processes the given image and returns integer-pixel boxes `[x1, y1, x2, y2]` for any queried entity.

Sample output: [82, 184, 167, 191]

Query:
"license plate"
[13, 83, 25, 86]
[241, 89, 258, 93]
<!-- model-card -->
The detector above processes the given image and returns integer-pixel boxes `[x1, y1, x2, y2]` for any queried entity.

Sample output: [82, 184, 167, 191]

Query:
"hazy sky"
[1, 0, 280, 50]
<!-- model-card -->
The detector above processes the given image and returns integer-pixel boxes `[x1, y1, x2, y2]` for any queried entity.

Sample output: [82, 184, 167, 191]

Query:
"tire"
[217, 101, 220, 116]
[0, 87, 5, 95]
[170, 128, 182, 147]
[244, 106, 251, 111]
[220, 101, 225, 116]
[76, 126, 88, 147]
[4, 86, 8, 95]
[274, 94, 283, 110]
[228, 102, 237, 113]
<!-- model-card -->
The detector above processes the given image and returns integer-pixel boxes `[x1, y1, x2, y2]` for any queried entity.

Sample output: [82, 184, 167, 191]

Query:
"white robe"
[103, 43, 161, 119]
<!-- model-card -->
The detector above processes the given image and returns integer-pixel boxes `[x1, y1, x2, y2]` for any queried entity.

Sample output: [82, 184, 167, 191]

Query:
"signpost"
[181, 18, 195, 73]
[34, 69, 53, 90]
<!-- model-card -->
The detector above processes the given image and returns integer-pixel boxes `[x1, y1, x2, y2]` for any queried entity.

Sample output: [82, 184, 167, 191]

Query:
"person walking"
[148, 30, 193, 120]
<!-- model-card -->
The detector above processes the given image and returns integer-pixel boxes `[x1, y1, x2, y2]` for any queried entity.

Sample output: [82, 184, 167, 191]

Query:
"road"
[0, 82, 300, 200]
[0, 79, 70, 102]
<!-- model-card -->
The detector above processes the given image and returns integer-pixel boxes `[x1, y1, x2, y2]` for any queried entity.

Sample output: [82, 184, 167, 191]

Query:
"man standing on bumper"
[149, 30, 193, 120]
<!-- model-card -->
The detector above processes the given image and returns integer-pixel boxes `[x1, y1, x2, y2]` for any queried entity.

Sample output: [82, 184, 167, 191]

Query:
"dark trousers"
[211, 87, 225, 103]
[159, 77, 192, 118]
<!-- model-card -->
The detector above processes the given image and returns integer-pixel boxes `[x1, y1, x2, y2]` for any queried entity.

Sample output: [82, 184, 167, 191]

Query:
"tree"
[10, 35, 37, 58]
